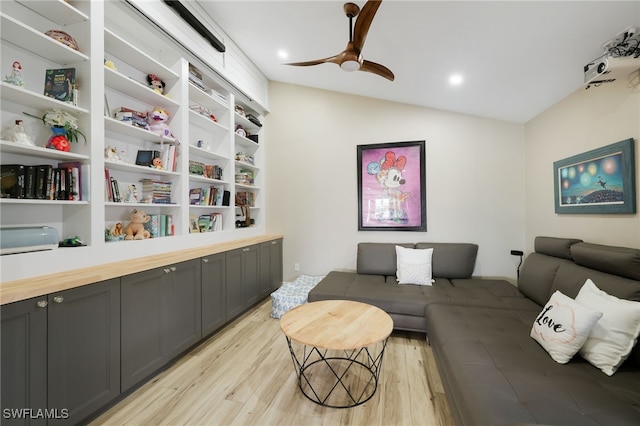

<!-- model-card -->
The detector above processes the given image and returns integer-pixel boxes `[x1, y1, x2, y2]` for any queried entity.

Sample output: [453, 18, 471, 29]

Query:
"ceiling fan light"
[340, 60, 360, 72]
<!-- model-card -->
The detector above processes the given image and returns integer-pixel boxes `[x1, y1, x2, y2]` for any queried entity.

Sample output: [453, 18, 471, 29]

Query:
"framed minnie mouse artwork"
[357, 140, 426, 231]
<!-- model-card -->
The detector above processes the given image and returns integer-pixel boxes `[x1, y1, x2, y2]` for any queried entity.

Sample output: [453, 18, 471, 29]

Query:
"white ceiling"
[196, 1, 640, 123]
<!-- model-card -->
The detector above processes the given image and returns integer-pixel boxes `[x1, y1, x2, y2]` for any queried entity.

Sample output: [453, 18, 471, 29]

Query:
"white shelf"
[105, 117, 178, 145]
[104, 28, 179, 84]
[0, 140, 90, 161]
[104, 160, 180, 177]
[1, 13, 90, 65]
[234, 112, 261, 134]
[104, 67, 179, 111]
[189, 175, 229, 185]
[235, 183, 258, 191]
[105, 201, 179, 209]
[0, 198, 89, 206]
[188, 144, 229, 162]
[1, 82, 90, 115]
[234, 133, 260, 153]
[189, 204, 230, 210]
[16, 0, 89, 26]
[235, 160, 259, 172]
[189, 110, 228, 134]
[188, 82, 228, 113]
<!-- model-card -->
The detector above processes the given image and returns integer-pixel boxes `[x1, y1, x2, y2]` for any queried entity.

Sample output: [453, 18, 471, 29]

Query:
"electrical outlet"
[294, 263, 300, 272]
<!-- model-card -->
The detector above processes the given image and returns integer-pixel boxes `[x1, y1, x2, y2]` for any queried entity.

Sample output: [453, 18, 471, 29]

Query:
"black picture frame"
[553, 138, 636, 214]
[357, 140, 426, 231]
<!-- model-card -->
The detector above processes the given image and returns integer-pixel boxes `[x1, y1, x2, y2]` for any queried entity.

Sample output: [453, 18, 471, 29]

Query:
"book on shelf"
[139, 179, 173, 204]
[197, 212, 223, 232]
[44, 68, 76, 104]
[0, 163, 84, 201]
[58, 161, 83, 201]
[143, 214, 174, 238]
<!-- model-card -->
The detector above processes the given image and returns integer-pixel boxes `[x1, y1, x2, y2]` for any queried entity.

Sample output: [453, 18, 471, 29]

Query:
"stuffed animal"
[147, 107, 173, 137]
[147, 74, 165, 94]
[152, 157, 163, 169]
[124, 209, 151, 240]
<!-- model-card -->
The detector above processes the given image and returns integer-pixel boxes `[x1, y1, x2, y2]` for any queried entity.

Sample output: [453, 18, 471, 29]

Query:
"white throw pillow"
[395, 245, 433, 285]
[530, 291, 603, 364]
[575, 279, 640, 376]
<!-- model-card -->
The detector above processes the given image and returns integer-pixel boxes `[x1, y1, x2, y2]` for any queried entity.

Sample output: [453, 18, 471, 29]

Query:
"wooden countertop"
[0, 234, 282, 305]
[280, 300, 394, 350]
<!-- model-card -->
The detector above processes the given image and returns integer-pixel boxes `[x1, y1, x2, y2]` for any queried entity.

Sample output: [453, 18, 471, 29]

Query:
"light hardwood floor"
[91, 300, 455, 426]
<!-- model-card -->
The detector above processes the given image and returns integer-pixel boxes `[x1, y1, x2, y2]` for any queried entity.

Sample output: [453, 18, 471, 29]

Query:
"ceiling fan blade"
[352, 0, 382, 52]
[285, 54, 341, 67]
[360, 60, 394, 81]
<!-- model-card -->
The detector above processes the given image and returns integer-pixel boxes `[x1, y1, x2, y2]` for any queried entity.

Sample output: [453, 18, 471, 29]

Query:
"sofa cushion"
[534, 236, 583, 259]
[307, 271, 354, 301]
[357, 243, 414, 275]
[550, 263, 640, 301]
[425, 304, 640, 426]
[415, 242, 478, 278]
[344, 279, 427, 317]
[571, 242, 640, 281]
[518, 252, 572, 306]
[451, 279, 522, 297]
[530, 290, 603, 364]
[576, 279, 640, 376]
[395, 245, 433, 285]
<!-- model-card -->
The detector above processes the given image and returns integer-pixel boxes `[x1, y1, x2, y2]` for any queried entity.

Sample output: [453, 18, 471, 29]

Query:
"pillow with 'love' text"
[531, 290, 603, 364]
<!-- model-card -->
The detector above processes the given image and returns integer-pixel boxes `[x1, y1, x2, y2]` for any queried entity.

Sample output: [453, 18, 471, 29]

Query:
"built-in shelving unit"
[0, 0, 269, 283]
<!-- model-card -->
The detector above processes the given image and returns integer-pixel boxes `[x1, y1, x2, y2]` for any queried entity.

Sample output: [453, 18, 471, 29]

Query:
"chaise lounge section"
[308, 237, 640, 425]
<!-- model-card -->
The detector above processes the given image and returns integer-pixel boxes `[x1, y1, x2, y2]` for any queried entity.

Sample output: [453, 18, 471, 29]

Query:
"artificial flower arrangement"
[24, 108, 86, 151]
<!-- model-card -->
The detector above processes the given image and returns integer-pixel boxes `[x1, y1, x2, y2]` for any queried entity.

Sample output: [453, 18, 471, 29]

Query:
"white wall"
[524, 79, 640, 253]
[265, 82, 525, 282]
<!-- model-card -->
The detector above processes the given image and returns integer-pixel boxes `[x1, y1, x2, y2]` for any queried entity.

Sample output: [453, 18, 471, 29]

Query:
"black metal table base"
[285, 337, 388, 408]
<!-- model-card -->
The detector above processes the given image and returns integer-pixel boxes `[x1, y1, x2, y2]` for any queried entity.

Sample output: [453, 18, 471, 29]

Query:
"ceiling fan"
[285, 0, 394, 81]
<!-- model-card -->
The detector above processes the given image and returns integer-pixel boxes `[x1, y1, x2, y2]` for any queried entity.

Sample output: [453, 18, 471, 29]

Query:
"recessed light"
[449, 73, 464, 86]
[277, 49, 288, 60]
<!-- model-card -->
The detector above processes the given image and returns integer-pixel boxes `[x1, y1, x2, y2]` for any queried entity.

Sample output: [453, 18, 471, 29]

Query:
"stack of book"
[1, 162, 85, 201]
[139, 179, 173, 204]
[190, 213, 223, 233]
[143, 213, 174, 237]
[115, 107, 148, 129]
[235, 169, 254, 186]
[189, 186, 229, 206]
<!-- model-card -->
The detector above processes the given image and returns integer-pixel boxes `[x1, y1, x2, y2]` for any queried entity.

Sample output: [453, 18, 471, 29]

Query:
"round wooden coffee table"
[280, 300, 393, 408]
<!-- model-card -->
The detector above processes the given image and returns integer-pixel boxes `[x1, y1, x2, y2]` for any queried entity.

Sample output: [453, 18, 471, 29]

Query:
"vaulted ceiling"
[196, 1, 639, 123]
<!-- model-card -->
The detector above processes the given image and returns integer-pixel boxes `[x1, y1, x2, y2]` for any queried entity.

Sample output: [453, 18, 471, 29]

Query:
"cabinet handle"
[271, 241, 276, 245]
[170, 266, 177, 272]
[36, 300, 48, 308]
[52, 296, 64, 304]
[164, 268, 171, 274]
[202, 258, 209, 263]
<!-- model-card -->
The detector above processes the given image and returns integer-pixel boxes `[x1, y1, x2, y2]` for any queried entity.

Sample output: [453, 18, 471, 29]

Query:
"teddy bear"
[124, 209, 151, 240]
[147, 107, 173, 137]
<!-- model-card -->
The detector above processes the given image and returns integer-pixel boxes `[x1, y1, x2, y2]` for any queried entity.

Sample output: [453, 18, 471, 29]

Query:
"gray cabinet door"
[121, 267, 166, 391]
[1, 298, 47, 426]
[225, 247, 245, 321]
[166, 259, 201, 358]
[260, 239, 283, 298]
[269, 239, 283, 291]
[47, 278, 120, 425]
[243, 245, 260, 307]
[201, 253, 226, 336]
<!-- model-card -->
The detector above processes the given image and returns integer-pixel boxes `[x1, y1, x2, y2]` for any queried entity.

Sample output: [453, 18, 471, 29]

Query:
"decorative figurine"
[8, 119, 34, 146]
[4, 61, 24, 86]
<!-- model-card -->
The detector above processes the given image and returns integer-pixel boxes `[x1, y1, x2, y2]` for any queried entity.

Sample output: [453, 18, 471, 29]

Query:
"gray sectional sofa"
[307, 237, 640, 426]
